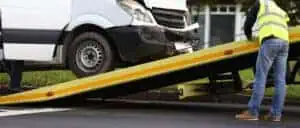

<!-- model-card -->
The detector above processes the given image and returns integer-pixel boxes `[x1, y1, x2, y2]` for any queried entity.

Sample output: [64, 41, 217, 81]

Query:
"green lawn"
[0, 70, 76, 87]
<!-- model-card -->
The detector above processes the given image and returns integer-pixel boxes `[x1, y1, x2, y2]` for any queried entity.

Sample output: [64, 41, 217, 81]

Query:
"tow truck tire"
[68, 32, 115, 78]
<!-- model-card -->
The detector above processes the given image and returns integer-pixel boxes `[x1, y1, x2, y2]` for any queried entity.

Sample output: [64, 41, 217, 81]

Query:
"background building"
[187, 0, 300, 49]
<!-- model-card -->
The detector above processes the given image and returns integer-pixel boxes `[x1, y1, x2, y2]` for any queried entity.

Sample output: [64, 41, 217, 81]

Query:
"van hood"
[142, 0, 187, 11]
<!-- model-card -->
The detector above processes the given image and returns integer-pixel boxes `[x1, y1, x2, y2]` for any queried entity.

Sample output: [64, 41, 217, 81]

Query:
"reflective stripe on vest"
[258, 21, 288, 31]
[257, 12, 285, 21]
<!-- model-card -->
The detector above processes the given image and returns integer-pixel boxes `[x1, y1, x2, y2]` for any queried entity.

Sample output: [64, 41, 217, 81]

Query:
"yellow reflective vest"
[257, 0, 290, 44]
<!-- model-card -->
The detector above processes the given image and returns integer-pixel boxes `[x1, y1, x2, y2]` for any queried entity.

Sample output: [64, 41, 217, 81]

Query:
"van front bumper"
[107, 25, 197, 63]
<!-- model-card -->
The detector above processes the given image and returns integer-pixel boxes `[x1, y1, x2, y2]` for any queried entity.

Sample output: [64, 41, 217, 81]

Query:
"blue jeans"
[248, 38, 289, 118]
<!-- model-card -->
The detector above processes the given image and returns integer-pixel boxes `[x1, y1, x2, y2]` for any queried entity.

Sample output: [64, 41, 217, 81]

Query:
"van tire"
[68, 32, 115, 78]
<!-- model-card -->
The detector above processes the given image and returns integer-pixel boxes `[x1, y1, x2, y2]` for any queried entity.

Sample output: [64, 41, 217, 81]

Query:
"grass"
[0, 70, 77, 87]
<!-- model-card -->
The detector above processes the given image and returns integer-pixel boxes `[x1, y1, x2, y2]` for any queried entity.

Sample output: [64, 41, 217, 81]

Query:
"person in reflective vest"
[235, 0, 290, 122]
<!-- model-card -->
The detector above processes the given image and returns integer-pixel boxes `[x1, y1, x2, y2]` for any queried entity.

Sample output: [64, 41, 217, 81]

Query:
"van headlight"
[118, 0, 154, 23]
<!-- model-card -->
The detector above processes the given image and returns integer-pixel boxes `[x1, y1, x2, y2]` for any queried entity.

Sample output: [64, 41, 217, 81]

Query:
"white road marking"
[0, 108, 72, 117]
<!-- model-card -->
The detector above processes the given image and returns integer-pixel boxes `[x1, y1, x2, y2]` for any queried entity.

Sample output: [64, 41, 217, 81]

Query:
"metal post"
[235, 4, 242, 41]
[204, 5, 210, 48]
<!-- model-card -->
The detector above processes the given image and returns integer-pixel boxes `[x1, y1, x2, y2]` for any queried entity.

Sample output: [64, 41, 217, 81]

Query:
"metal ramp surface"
[1, 26, 300, 105]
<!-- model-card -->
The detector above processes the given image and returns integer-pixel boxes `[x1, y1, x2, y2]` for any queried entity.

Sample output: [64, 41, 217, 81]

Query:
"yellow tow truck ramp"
[1, 26, 300, 105]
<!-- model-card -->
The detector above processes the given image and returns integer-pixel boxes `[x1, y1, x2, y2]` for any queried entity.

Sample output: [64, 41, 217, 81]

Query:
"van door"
[0, 0, 70, 61]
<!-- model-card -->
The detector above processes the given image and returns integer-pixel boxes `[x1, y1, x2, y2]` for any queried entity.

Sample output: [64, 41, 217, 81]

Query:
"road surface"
[0, 100, 299, 128]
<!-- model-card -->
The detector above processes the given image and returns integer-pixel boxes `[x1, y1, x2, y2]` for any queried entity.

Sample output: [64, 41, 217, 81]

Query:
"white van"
[0, 0, 199, 77]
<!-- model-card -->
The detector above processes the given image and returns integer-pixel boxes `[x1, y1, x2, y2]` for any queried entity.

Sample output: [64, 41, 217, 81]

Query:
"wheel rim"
[75, 40, 104, 73]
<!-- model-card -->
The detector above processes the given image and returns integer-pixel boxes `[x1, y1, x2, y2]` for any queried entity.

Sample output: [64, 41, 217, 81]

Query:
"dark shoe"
[263, 113, 281, 122]
[235, 110, 259, 121]
[9, 88, 25, 92]
[0, 88, 21, 96]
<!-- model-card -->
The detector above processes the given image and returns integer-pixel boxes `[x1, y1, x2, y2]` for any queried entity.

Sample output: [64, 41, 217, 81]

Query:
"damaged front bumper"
[107, 23, 199, 62]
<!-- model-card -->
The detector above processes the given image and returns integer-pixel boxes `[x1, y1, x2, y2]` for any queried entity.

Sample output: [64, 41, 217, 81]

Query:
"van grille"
[152, 8, 186, 29]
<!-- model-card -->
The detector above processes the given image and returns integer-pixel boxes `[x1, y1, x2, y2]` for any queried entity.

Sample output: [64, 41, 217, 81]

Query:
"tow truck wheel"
[68, 32, 115, 78]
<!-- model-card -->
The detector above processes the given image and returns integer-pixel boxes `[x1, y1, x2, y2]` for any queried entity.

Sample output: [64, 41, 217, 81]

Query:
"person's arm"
[243, 1, 259, 41]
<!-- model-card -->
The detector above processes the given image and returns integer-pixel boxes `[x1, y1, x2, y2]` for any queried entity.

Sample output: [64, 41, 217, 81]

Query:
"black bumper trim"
[107, 26, 194, 63]
[2, 29, 60, 44]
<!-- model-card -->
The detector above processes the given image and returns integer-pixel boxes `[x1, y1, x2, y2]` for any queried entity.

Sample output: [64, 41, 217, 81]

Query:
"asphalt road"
[0, 100, 299, 128]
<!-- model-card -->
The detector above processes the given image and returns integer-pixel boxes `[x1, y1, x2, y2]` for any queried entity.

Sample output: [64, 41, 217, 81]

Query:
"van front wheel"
[68, 32, 115, 78]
